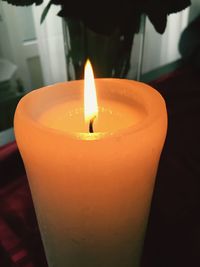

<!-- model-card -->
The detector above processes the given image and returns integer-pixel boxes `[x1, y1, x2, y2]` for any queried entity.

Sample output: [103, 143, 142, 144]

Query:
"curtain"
[33, 0, 67, 85]
[142, 8, 190, 74]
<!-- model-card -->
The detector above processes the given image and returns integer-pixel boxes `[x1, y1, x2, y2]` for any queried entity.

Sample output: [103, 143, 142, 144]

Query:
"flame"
[84, 59, 98, 123]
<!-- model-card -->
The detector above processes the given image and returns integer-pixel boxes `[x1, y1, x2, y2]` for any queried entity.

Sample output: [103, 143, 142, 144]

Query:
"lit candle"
[14, 61, 167, 267]
[84, 59, 98, 133]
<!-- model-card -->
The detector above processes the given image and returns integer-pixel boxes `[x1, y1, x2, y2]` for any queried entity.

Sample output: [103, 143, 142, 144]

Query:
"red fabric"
[0, 142, 17, 161]
[0, 142, 25, 187]
[0, 142, 47, 267]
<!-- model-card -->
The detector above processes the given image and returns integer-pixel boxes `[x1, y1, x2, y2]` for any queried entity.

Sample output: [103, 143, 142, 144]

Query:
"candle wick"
[89, 116, 96, 133]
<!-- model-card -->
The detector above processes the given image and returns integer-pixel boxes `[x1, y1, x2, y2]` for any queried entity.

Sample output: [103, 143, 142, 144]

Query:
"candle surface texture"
[14, 79, 167, 267]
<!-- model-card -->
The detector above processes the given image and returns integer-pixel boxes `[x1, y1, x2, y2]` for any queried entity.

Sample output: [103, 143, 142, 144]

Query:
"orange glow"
[84, 59, 98, 123]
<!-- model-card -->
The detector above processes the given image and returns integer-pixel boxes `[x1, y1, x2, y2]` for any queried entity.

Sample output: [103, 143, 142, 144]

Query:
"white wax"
[39, 99, 146, 133]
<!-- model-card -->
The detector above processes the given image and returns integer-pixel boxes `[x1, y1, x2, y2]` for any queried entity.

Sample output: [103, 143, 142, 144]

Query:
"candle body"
[14, 79, 167, 267]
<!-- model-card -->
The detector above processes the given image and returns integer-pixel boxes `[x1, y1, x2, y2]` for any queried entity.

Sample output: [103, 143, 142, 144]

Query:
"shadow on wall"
[179, 13, 200, 69]
[189, 0, 200, 22]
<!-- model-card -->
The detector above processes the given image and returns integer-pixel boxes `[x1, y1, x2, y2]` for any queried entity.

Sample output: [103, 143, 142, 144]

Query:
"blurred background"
[0, 0, 199, 145]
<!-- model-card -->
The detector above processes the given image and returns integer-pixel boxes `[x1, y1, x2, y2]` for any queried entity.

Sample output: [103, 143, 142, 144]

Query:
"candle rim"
[14, 79, 167, 142]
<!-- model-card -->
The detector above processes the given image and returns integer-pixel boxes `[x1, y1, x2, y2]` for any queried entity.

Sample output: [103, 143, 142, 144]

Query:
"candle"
[14, 65, 167, 267]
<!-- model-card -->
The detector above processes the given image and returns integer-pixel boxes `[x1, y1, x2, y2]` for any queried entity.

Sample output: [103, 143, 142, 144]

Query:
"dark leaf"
[40, 0, 52, 24]
[2, 0, 43, 6]
[1, 0, 191, 35]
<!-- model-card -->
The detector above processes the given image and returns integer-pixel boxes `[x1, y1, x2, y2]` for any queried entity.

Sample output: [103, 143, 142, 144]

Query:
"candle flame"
[84, 59, 98, 123]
